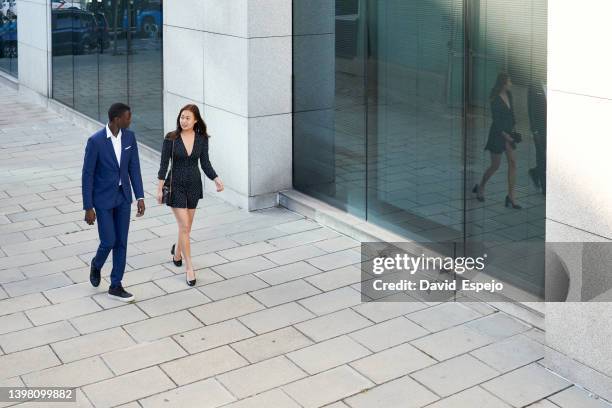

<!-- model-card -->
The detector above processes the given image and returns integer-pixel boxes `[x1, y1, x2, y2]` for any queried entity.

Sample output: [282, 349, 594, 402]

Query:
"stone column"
[545, 0, 612, 401]
[16, 0, 51, 96]
[163, 0, 292, 210]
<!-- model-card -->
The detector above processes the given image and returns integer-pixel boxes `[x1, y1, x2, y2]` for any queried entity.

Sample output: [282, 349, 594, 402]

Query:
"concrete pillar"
[545, 0, 612, 400]
[16, 0, 50, 96]
[163, 0, 292, 210]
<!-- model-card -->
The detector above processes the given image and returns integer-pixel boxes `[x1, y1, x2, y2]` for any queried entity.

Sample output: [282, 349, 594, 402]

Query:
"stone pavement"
[0, 83, 610, 408]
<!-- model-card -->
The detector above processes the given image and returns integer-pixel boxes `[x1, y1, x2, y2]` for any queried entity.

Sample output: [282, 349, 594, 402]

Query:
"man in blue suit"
[82, 103, 146, 301]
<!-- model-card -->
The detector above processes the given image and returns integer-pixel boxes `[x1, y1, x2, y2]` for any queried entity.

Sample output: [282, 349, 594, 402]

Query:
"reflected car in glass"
[122, 0, 162, 37]
[0, 18, 16, 58]
[51, 8, 110, 56]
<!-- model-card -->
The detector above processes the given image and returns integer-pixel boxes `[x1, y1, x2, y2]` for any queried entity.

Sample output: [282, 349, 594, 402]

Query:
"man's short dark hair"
[108, 103, 131, 122]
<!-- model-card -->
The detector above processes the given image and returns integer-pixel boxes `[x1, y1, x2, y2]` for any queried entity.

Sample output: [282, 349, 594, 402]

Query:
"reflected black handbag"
[161, 139, 175, 204]
[511, 131, 523, 144]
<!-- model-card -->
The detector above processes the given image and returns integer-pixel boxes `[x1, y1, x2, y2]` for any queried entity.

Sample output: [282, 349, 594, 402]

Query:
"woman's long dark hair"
[490, 73, 511, 102]
[165, 104, 209, 140]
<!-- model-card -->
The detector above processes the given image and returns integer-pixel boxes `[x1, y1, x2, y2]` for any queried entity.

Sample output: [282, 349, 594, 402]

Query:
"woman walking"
[157, 104, 224, 286]
[472, 73, 522, 209]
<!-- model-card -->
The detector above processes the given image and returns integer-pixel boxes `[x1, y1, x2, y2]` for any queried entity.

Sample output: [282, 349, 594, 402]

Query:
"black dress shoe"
[90, 257, 101, 287]
[171, 244, 182, 267]
[108, 285, 135, 302]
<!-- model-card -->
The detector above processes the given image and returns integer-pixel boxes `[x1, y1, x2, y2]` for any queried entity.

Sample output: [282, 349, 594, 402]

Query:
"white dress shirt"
[106, 124, 143, 201]
[106, 124, 122, 185]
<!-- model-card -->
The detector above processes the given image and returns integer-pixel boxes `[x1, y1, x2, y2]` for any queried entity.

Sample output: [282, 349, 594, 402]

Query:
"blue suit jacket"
[82, 128, 145, 210]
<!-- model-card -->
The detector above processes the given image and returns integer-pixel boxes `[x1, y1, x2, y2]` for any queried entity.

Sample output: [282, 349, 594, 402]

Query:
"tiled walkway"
[0, 84, 610, 408]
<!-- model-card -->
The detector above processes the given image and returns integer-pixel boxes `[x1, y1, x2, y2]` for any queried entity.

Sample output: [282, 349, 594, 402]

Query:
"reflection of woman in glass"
[473, 73, 521, 209]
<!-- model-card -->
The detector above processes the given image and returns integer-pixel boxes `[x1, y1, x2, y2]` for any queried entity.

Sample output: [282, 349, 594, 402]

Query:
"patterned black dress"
[157, 133, 218, 209]
[485, 93, 516, 154]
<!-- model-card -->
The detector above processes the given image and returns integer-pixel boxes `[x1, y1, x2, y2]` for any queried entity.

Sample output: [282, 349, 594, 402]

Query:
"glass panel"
[96, 0, 128, 125]
[128, 0, 163, 149]
[0, 0, 18, 76]
[366, 0, 465, 243]
[292, 1, 547, 297]
[51, 0, 163, 148]
[465, 0, 548, 295]
[52, 7, 75, 107]
[73, 8, 100, 119]
[293, 0, 367, 218]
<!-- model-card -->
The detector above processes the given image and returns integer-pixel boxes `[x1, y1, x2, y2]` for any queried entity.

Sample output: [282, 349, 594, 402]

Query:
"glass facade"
[51, 0, 163, 149]
[294, 0, 547, 296]
[0, 0, 17, 76]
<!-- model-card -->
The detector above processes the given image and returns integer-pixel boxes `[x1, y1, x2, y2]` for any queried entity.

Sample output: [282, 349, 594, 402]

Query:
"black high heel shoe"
[171, 244, 182, 267]
[505, 195, 522, 209]
[186, 271, 196, 287]
[472, 184, 485, 202]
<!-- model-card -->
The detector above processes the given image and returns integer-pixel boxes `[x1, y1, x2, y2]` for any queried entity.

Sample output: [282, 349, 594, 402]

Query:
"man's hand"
[137, 199, 145, 217]
[84, 209, 96, 225]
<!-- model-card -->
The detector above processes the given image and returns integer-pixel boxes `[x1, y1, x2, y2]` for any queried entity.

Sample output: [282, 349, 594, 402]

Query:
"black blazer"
[485, 93, 516, 153]
[157, 133, 218, 200]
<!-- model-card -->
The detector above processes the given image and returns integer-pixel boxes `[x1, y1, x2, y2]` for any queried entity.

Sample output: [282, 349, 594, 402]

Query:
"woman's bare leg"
[186, 209, 197, 279]
[174, 235, 182, 262]
[479, 152, 502, 195]
[173, 208, 185, 262]
[505, 142, 518, 202]
[187, 209, 196, 231]
[172, 208, 194, 280]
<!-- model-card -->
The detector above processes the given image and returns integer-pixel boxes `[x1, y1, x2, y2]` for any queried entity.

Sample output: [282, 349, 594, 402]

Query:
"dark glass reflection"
[465, 0, 548, 295]
[51, 0, 162, 149]
[0, 0, 18, 76]
[292, 0, 366, 218]
[293, 0, 548, 297]
[366, 1, 465, 243]
[128, 0, 163, 148]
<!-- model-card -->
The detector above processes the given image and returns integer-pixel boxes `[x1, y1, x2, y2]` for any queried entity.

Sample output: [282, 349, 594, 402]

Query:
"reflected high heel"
[472, 184, 485, 202]
[505, 195, 522, 209]
[171, 244, 182, 267]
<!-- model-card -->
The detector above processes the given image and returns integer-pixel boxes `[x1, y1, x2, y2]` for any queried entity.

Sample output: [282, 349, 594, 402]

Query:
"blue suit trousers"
[93, 186, 131, 287]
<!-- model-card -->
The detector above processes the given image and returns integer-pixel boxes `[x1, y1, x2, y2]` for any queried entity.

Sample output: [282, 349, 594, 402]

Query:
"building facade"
[2, 0, 611, 400]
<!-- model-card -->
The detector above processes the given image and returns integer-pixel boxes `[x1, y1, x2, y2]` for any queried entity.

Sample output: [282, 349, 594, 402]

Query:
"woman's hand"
[156, 179, 166, 204]
[214, 177, 224, 192]
[156, 187, 163, 204]
[502, 131, 514, 143]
